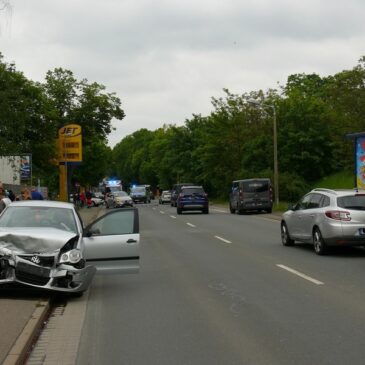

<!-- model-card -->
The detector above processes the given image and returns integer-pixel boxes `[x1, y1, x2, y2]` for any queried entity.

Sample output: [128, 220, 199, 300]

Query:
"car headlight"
[59, 249, 82, 264]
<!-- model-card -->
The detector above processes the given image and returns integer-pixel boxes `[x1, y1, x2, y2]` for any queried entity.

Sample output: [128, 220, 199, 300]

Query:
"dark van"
[229, 178, 273, 214]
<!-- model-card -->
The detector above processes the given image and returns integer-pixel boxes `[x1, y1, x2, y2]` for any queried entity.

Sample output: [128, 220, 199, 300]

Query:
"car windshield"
[181, 188, 205, 195]
[0, 206, 78, 233]
[243, 181, 269, 193]
[337, 195, 365, 210]
[114, 191, 128, 197]
[131, 187, 145, 193]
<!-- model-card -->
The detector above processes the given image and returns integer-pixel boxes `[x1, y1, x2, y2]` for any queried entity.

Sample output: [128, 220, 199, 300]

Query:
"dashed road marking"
[212, 208, 227, 213]
[214, 235, 232, 244]
[186, 223, 196, 228]
[159, 211, 165, 214]
[276, 264, 324, 285]
[170, 215, 177, 219]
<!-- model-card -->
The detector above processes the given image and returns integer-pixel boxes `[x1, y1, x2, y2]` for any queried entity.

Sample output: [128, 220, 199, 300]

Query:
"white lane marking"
[186, 222, 196, 228]
[276, 264, 324, 285]
[170, 215, 177, 219]
[159, 211, 165, 214]
[214, 235, 232, 244]
[212, 208, 227, 213]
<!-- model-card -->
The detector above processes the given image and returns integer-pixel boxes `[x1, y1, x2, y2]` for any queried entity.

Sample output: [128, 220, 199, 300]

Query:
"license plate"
[16, 262, 50, 277]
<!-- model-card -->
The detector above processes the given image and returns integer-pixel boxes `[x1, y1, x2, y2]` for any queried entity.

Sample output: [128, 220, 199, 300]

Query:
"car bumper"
[0, 259, 96, 293]
[322, 221, 365, 246]
[178, 203, 208, 210]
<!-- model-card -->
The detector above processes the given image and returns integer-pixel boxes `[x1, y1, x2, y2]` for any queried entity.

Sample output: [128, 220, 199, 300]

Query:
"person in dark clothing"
[31, 186, 44, 200]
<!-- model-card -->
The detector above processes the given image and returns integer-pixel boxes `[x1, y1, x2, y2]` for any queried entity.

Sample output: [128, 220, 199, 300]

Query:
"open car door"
[83, 208, 139, 274]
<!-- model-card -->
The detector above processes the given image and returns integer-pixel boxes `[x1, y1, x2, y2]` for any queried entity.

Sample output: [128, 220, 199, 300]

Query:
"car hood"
[0, 228, 78, 254]
[116, 196, 132, 201]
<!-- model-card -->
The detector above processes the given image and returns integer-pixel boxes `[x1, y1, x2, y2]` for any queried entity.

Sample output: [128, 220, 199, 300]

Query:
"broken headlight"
[59, 249, 82, 264]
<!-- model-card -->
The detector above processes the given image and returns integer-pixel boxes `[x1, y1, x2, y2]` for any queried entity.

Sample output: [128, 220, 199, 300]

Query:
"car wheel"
[203, 208, 209, 214]
[177, 207, 182, 215]
[281, 222, 294, 246]
[313, 228, 328, 255]
[267, 208, 272, 214]
[229, 203, 235, 214]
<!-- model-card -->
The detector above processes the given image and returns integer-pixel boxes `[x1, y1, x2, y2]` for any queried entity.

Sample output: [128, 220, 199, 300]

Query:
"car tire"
[267, 208, 272, 214]
[203, 208, 209, 214]
[313, 228, 328, 255]
[229, 203, 235, 214]
[281, 222, 294, 246]
[177, 207, 182, 215]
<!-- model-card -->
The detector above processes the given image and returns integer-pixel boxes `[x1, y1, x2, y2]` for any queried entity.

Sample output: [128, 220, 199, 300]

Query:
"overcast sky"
[1, 0, 365, 147]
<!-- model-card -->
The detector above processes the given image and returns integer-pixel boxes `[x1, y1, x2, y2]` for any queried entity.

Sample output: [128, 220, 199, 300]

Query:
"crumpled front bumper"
[0, 256, 96, 293]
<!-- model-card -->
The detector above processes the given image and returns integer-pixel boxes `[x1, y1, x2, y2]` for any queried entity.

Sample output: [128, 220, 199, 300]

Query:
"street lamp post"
[248, 99, 279, 206]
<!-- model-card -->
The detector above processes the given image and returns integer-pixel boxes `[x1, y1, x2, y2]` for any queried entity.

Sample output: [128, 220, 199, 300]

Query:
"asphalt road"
[75, 203, 365, 365]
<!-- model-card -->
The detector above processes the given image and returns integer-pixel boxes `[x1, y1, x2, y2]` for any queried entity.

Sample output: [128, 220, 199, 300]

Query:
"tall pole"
[272, 106, 279, 205]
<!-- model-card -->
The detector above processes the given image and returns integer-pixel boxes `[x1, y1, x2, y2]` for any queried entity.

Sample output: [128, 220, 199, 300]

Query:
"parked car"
[176, 186, 209, 214]
[0, 200, 140, 294]
[170, 183, 194, 207]
[281, 188, 365, 255]
[229, 178, 273, 214]
[106, 191, 133, 208]
[130, 186, 150, 203]
[159, 190, 171, 204]
[91, 193, 104, 207]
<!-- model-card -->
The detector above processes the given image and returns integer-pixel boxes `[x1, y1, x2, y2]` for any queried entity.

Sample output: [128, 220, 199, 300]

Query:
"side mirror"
[287, 203, 295, 211]
[84, 227, 101, 237]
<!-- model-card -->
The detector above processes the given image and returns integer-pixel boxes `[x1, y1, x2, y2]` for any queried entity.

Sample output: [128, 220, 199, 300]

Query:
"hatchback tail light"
[325, 210, 351, 221]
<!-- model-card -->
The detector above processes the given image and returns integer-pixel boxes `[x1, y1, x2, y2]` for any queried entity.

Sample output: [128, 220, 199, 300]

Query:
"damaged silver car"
[0, 200, 139, 294]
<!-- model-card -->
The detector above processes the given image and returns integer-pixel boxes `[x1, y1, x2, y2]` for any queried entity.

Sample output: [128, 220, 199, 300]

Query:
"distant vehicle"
[159, 190, 171, 204]
[0, 200, 140, 294]
[281, 188, 365, 255]
[91, 193, 104, 207]
[176, 186, 209, 214]
[170, 183, 194, 207]
[130, 186, 150, 204]
[105, 191, 133, 208]
[229, 178, 273, 214]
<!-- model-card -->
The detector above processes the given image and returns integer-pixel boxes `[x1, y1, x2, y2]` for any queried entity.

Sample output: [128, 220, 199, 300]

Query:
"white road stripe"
[186, 223, 196, 228]
[170, 215, 177, 219]
[276, 264, 324, 285]
[159, 211, 165, 214]
[212, 208, 227, 213]
[214, 235, 232, 244]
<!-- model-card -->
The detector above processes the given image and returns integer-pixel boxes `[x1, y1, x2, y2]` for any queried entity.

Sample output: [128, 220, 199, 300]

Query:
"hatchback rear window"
[337, 195, 365, 210]
[243, 181, 269, 193]
[181, 188, 205, 195]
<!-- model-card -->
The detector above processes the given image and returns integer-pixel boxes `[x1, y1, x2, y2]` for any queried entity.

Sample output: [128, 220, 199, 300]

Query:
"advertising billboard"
[20, 155, 32, 181]
[356, 137, 365, 189]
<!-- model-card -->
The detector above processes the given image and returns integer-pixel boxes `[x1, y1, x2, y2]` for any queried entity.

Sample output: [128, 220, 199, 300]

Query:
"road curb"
[2, 299, 50, 365]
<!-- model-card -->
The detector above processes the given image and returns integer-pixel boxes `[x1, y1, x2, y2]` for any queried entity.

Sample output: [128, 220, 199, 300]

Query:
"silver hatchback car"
[281, 188, 365, 255]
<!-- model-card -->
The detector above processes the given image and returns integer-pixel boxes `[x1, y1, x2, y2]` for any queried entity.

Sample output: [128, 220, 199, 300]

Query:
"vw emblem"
[31, 256, 41, 264]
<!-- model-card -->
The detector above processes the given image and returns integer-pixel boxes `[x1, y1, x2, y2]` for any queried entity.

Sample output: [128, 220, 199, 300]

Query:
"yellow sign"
[58, 124, 82, 162]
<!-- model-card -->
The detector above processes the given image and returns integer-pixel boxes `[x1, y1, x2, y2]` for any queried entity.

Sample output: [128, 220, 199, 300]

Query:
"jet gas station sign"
[57, 124, 82, 202]
[57, 124, 82, 163]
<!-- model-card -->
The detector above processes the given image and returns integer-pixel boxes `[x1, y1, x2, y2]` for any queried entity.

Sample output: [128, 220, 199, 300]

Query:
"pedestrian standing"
[85, 190, 92, 208]
[31, 186, 44, 200]
[0, 183, 11, 213]
[21, 188, 32, 200]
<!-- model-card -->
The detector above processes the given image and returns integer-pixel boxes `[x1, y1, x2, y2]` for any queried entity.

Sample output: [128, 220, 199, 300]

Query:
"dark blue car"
[176, 186, 209, 214]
